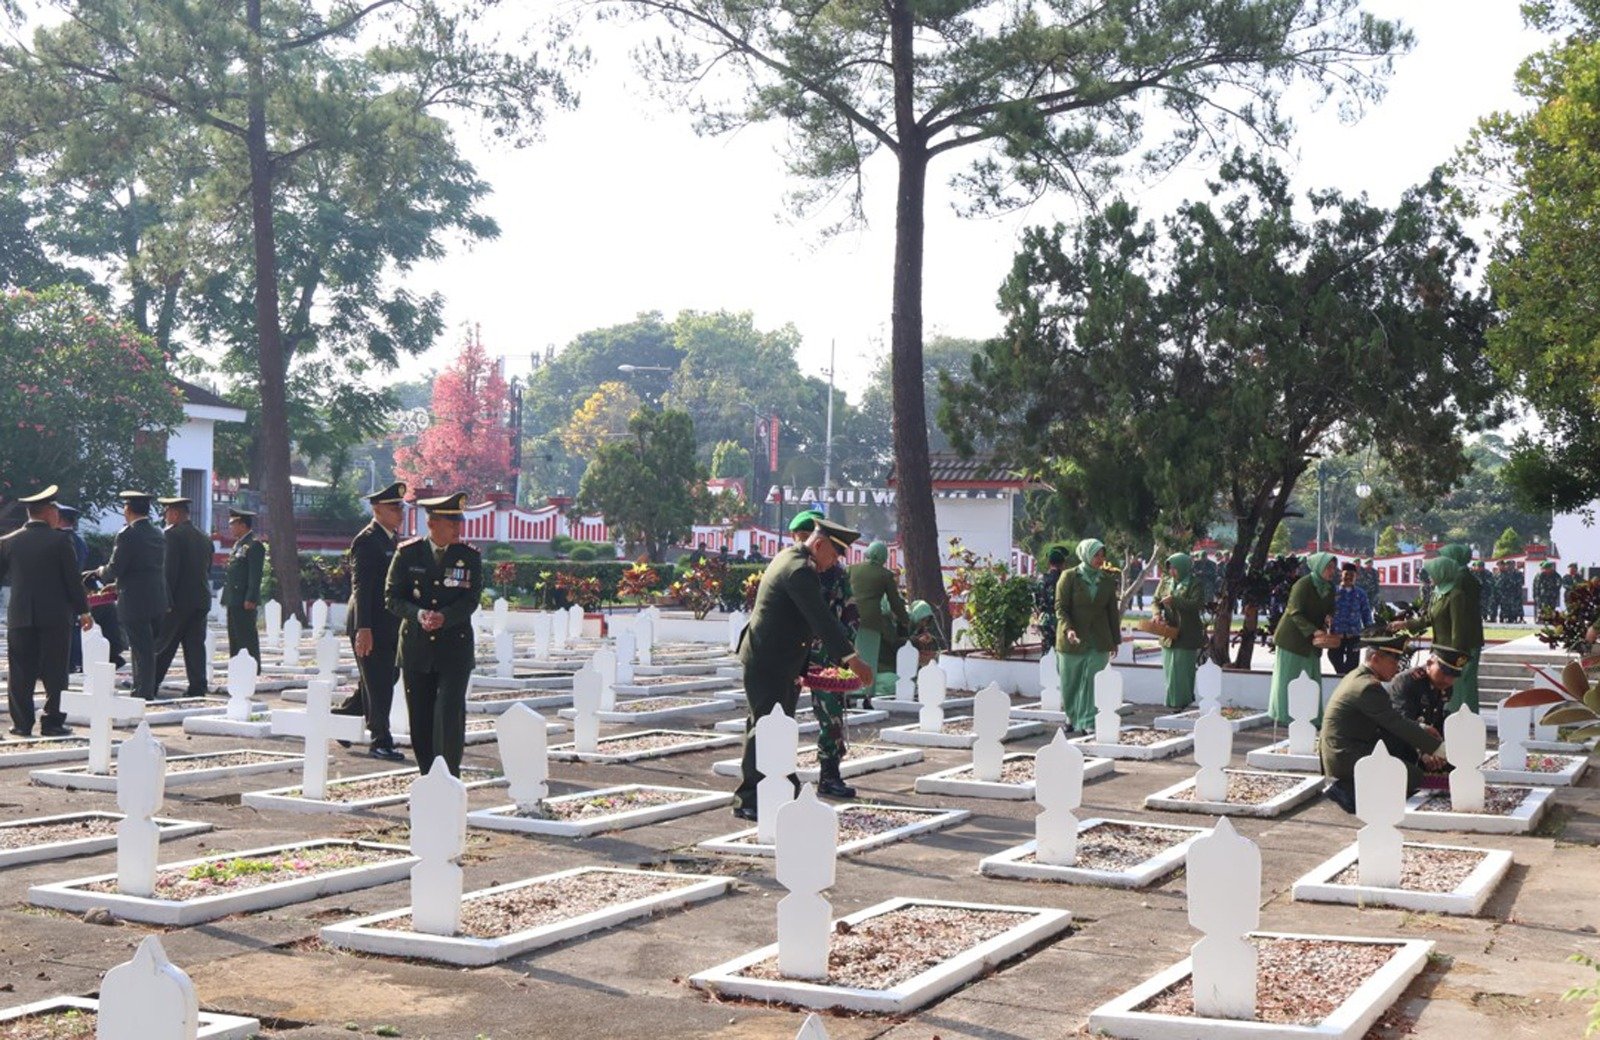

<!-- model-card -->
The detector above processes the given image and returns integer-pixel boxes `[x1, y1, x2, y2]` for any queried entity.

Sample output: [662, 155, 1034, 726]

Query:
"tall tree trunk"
[246, 0, 303, 619]
[887, 0, 945, 631]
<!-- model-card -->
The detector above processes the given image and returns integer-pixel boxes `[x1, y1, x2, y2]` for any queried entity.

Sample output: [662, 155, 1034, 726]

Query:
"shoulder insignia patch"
[398, 537, 424, 549]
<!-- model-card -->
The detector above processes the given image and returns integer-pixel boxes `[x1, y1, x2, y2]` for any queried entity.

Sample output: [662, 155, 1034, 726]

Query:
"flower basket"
[1135, 618, 1178, 641]
[803, 667, 864, 693]
[1312, 633, 1342, 650]
[87, 589, 118, 609]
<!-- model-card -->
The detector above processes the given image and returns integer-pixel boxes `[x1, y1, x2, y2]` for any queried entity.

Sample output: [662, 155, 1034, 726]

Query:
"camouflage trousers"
[813, 690, 848, 763]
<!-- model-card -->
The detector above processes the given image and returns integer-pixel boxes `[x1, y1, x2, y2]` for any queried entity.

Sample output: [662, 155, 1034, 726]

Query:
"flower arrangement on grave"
[946, 539, 1034, 658]
[553, 571, 602, 612]
[803, 664, 865, 692]
[742, 572, 762, 610]
[670, 557, 726, 619]
[617, 562, 661, 603]
[1500, 653, 1600, 740]
[1537, 578, 1599, 652]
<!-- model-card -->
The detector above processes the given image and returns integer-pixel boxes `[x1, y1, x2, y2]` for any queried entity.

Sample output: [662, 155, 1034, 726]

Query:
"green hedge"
[483, 560, 767, 611]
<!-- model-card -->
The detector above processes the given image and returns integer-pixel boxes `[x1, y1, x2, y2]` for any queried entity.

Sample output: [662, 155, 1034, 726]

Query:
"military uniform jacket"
[1386, 667, 1447, 735]
[1153, 577, 1206, 650]
[101, 518, 168, 618]
[1533, 570, 1562, 611]
[221, 532, 265, 608]
[384, 537, 482, 670]
[348, 520, 401, 642]
[848, 561, 909, 642]
[738, 546, 856, 682]
[1055, 567, 1121, 654]
[1319, 664, 1442, 781]
[1409, 583, 1484, 654]
[164, 521, 214, 612]
[0, 520, 89, 628]
[1273, 575, 1336, 658]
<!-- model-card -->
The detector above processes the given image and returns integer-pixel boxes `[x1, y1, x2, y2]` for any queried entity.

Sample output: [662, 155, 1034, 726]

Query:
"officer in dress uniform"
[385, 491, 481, 776]
[220, 508, 265, 669]
[94, 492, 168, 699]
[339, 482, 407, 761]
[0, 486, 93, 736]
[732, 516, 874, 821]
[153, 497, 215, 697]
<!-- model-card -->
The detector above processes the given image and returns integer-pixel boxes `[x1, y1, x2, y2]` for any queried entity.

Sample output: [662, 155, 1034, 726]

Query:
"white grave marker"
[1192, 708, 1233, 803]
[895, 643, 918, 702]
[532, 610, 552, 659]
[755, 704, 801, 843]
[794, 1014, 831, 1040]
[1034, 729, 1084, 866]
[567, 604, 585, 641]
[1093, 668, 1123, 745]
[83, 623, 110, 668]
[64, 662, 143, 774]
[224, 650, 258, 721]
[493, 597, 510, 635]
[1354, 742, 1405, 888]
[98, 935, 199, 1040]
[280, 616, 303, 668]
[727, 610, 747, 651]
[202, 626, 217, 689]
[571, 667, 602, 754]
[263, 600, 282, 648]
[309, 599, 329, 638]
[388, 678, 409, 741]
[951, 616, 972, 648]
[498, 704, 549, 811]
[635, 612, 654, 667]
[1445, 705, 1486, 813]
[1188, 816, 1259, 1020]
[917, 662, 947, 732]
[1196, 660, 1223, 714]
[614, 629, 636, 685]
[1496, 697, 1531, 772]
[592, 648, 618, 711]
[971, 683, 1010, 782]
[315, 632, 339, 681]
[774, 783, 837, 980]
[1287, 675, 1320, 756]
[273, 678, 364, 800]
[495, 631, 515, 679]
[409, 759, 469, 936]
[1039, 647, 1060, 706]
[115, 722, 165, 898]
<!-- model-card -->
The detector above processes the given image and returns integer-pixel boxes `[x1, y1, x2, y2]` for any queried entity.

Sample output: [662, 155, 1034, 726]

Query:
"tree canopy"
[576, 408, 699, 560]
[394, 331, 517, 496]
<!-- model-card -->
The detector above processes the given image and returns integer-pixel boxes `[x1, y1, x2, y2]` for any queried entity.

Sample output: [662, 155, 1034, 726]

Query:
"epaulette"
[462, 541, 480, 553]
[398, 536, 424, 548]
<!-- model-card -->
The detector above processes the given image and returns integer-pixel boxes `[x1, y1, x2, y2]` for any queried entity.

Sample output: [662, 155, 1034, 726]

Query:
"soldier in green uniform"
[153, 497, 215, 697]
[1394, 554, 1484, 712]
[1319, 631, 1444, 814]
[384, 492, 481, 776]
[1193, 550, 1220, 606]
[1565, 563, 1583, 608]
[220, 508, 265, 669]
[1360, 558, 1382, 607]
[1470, 559, 1491, 622]
[1154, 552, 1206, 709]
[1033, 547, 1069, 654]
[1267, 551, 1337, 724]
[848, 540, 910, 703]
[733, 517, 873, 821]
[786, 511, 862, 799]
[1055, 537, 1123, 729]
[1532, 561, 1562, 620]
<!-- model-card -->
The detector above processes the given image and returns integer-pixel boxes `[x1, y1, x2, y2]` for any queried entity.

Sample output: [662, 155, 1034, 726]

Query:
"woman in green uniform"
[1055, 538, 1122, 729]
[1394, 555, 1484, 712]
[848, 541, 909, 701]
[1267, 551, 1337, 724]
[1155, 551, 1205, 709]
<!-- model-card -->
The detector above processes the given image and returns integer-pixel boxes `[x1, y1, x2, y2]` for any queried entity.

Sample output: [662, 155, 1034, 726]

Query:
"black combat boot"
[817, 758, 856, 799]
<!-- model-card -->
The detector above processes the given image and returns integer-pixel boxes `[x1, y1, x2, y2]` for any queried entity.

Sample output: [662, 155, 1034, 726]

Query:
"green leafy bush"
[569, 543, 597, 561]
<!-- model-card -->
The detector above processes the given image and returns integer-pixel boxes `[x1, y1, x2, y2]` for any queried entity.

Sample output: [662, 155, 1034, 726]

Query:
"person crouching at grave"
[1055, 538, 1124, 730]
[1318, 631, 1444, 814]
[385, 492, 482, 777]
[848, 540, 910, 707]
[790, 511, 862, 799]
[1384, 646, 1465, 788]
[733, 516, 873, 821]
[1154, 552, 1205, 710]
[907, 599, 942, 668]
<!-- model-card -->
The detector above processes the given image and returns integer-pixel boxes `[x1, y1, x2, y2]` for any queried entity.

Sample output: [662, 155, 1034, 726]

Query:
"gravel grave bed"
[1, 1008, 94, 1039]
[943, 759, 1036, 784]
[80, 843, 406, 900]
[0, 738, 90, 754]
[511, 787, 697, 820]
[282, 767, 496, 801]
[1019, 822, 1189, 871]
[1169, 771, 1302, 804]
[623, 676, 697, 686]
[0, 817, 119, 850]
[74, 750, 290, 776]
[727, 806, 939, 846]
[146, 698, 216, 709]
[738, 904, 1033, 989]
[1138, 936, 1401, 1023]
[1416, 786, 1533, 815]
[614, 696, 706, 712]
[373, 869, 690, 937]
[1481, 752, 1576, 773]
[580, 733, 714, 754]
[1330, 845, 1487, 891]
[1098, 727, 1177, 747]
[793, 745, 898, 767]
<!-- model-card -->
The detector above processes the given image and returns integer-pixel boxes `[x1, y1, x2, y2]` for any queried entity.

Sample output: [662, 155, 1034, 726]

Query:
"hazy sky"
[403, 1, 1547, 403]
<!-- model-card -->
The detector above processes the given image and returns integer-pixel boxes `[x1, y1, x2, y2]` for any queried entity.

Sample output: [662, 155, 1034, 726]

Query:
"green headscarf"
[908, 600, 934, 624]
[1076, 538, 1105, 595]
[865, 540, 888, 565]
[1439, 543, 1472, 567]
[1422, 556, 1460, 596]
[1306, 551, 1337, 596]
[1165, 551, 1193, 586]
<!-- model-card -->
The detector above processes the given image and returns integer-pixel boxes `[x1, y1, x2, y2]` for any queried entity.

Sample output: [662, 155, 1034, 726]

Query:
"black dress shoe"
[9, 728, 31, 739]
[41, 725, 74, 738]
[817, 777, 857, 799]
[1324, 779, 1357, 815]
[369, 746, 406, 762]
[732, 805, 758, 822]
[335, 739, 354, 749]
[331, 704, 365, 717]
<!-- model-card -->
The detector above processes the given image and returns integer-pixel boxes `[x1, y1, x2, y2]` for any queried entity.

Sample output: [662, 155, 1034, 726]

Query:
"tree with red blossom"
[394, 328, 517, 497]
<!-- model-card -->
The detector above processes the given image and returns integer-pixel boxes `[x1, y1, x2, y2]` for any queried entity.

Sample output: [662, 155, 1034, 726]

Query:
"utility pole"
[823, 339, 835, 491]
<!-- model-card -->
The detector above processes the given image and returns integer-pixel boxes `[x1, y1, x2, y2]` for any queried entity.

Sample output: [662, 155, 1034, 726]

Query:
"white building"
[1553, 502, 1600, 576]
